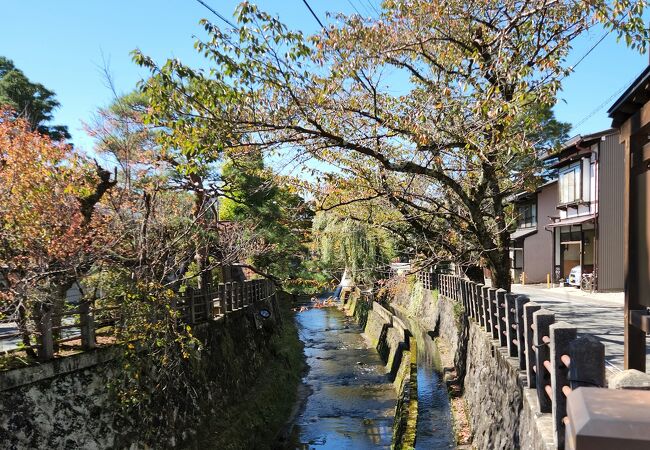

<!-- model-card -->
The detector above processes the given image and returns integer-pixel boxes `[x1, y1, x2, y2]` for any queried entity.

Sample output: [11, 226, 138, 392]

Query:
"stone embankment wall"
[390, 280, 554, 450]
[0, 294, 303, 449]
[342, 290, 417, 449]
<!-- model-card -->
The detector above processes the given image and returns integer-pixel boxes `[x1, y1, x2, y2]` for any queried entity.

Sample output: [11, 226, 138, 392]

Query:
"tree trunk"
[463, 265, 485, 284]
[490, 248, 512, 291]
[17, 301, 36, 358]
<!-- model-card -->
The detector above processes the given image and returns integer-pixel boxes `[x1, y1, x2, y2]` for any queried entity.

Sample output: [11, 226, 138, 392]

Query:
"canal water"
[397, 313, 455, 449]
[288, 304, 396, 449]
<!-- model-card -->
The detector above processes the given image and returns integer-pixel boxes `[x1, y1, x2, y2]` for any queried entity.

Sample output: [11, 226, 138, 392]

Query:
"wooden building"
[542, 129, 625, 291]
[608, 65, 650, 370]
[510, 180, 558, 284]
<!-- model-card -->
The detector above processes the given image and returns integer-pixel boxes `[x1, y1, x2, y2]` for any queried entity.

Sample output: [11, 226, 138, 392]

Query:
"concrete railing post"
[481, 285, 490, 330]
[569, 335, 605, 390]
[515, 295, 530, 369]
[36, 303, 54, 361]
[496, 289, 508, 347]
[550, 322, 577, 449]
[524, 302, 541, 388]
[504, 293, 517, 357]
[475, 283, 483, 325]
[488, 288, 499, 340]
[224, 282, 232, 313]
[216, 283, 225, 315]
[468, 281, 476, 320]
[79, 299, 96, 351]
[533, 309, 555, 413]
[461, 280, 467, 311]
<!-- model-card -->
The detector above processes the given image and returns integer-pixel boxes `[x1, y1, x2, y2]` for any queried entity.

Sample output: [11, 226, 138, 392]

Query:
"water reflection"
[287, 305, 396, 449]
[396, 313, 455, 450]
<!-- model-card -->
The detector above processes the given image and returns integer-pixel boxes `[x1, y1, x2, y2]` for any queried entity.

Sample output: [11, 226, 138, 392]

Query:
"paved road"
[511, 285, 650, 374]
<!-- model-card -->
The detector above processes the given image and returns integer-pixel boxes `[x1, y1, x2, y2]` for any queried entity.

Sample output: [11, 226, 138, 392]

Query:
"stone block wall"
[0, 296, 294, 449]
[391, 283, 555, 450]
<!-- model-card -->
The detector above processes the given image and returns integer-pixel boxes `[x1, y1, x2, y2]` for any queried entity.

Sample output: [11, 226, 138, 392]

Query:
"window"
[559, 163, 582, 204]
[517, 203, 537, 228]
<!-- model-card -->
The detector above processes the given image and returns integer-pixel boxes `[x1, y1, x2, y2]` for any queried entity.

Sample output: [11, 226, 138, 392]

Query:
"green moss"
[408, 281, 424, 317]
[354, 295, 372, 329]
[452, 300, 465, 327]
[193, 300, 305, 449]
[391, 338, 418, 450]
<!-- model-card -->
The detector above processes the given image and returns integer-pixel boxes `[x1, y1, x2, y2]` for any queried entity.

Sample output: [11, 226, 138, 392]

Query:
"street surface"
[512, 284, 649, 374]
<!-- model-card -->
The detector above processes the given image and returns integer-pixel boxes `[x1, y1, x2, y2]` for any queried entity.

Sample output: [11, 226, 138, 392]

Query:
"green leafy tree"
[219, 149, 313, 289]
[0, 56, 70, 140]
[134, 1, 647, 290]
[312, 209, 396, 285]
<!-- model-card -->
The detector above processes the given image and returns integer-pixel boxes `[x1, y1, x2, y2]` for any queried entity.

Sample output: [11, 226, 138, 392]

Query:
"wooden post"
[623, 132, 647, 371]
[79, 299, 96, 350]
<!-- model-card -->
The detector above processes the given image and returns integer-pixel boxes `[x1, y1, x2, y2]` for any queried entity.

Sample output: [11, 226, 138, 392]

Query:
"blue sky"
[0, 1, 648, 153]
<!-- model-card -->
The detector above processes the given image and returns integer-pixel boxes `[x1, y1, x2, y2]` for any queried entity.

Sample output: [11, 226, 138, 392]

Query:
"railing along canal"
[0, 279, 276, 363]
[429, 274, 606, 450]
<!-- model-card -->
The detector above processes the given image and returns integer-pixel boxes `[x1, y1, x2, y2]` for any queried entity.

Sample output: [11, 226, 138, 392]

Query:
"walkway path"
[511, 284, 650, 374]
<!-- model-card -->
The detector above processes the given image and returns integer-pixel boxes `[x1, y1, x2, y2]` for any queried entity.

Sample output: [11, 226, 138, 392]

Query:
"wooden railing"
[0, 279, 276, 363]
[435, 274, 605, 450]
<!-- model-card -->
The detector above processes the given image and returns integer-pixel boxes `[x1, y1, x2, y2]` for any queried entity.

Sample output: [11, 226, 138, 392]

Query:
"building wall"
[597, 134, 625, 291]
[522, 182, 558, 284]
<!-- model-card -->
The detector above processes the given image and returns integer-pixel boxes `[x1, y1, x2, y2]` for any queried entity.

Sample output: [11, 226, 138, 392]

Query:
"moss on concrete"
[391, 337, 418, 450]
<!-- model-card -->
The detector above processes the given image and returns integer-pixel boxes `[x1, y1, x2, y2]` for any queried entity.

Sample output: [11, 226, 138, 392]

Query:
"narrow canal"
[399, 314, 455, 449]
[288, 303, 396, 449]
[287, 298, 456, 449]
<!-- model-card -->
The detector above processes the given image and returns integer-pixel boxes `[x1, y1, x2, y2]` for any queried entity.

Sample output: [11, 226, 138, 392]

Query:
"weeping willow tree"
[312, 211, 395, 285]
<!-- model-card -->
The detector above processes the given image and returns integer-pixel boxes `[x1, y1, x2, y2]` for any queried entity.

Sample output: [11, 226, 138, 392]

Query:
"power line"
[572, 73, 639, 130]
[568, 31, 608, 71]
[194, 0, 237, 29]
[362, 0, 380, 17]
[346, 0, 363, 16]
[301, 0, 328, 32]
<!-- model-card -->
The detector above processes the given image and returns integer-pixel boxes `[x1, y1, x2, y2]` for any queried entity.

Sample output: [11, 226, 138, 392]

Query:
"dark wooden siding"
[597, 133, 625, 291]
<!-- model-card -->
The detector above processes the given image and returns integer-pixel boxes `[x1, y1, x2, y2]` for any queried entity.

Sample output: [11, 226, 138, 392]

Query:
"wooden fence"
[0, 279, 276, 363]
[435, 274, 605, 450]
